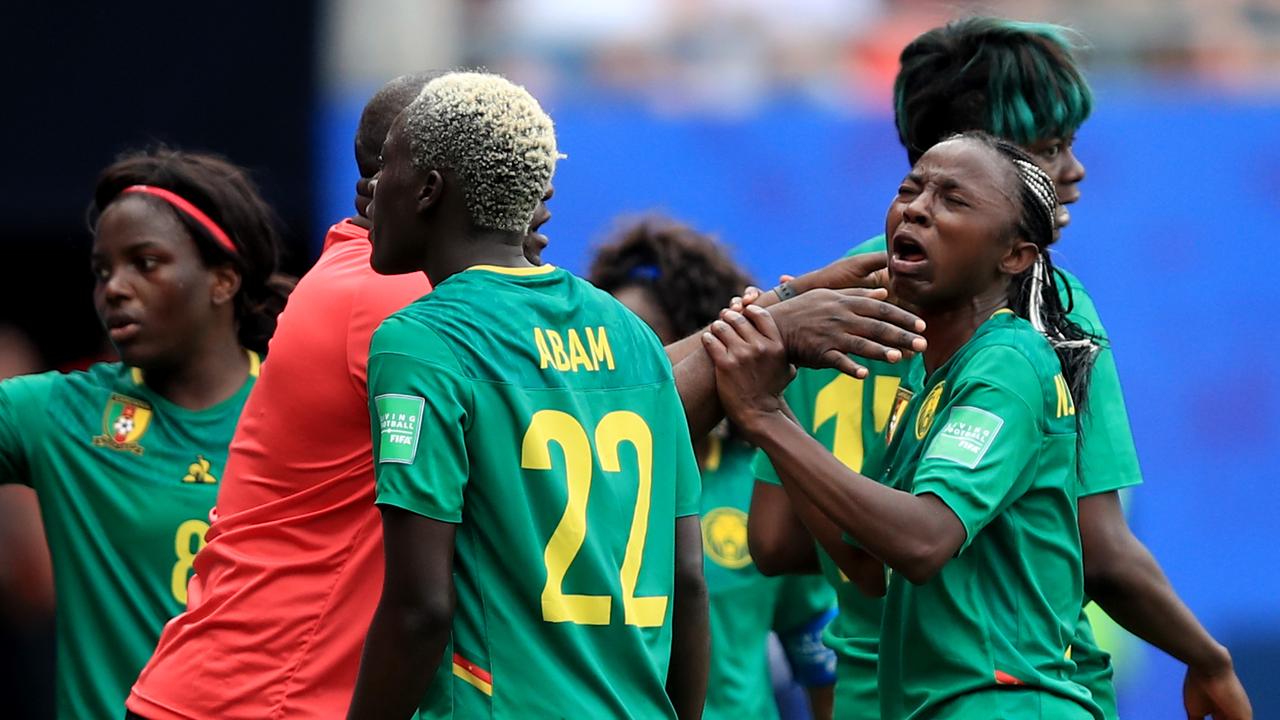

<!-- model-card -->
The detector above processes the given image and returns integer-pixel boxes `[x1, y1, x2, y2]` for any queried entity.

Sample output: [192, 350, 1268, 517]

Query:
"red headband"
[120, 185, 238, 256]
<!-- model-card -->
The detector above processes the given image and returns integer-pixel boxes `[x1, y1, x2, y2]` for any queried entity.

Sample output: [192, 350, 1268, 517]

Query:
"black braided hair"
[89, 147, 295, 354]
[588, 216, 754, 339]
[953, 131, 1101, 414]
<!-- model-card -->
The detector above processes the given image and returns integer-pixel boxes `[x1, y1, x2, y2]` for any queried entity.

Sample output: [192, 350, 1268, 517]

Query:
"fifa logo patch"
[702, 507, 751, 569]
[92, 393, 152, 454]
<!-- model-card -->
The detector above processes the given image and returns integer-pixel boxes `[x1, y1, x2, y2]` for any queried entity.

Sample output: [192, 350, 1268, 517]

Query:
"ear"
[209, 264, 242, 307]
[1001, 239, 1039, 276]
[416, 169, 445, 215]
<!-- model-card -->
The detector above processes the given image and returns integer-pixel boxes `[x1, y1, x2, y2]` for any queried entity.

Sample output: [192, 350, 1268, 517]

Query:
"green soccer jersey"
[845, 235, 1140, 718]
[751, 351, 920, 720]
[368, 265, 701, 719]
[699, 434, 834, 720]
[0, 355, 259, 719]
[875, 311, 1098, 720]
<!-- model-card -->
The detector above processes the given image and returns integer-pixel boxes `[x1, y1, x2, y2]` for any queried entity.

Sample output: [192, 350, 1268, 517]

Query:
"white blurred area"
[321, 0, 1280, 114]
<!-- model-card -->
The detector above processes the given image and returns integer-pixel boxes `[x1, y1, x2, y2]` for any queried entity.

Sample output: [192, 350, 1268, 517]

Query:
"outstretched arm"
[671, 287, 925, 438]
[348, 508, 456, 720]
[1078, 492, 1251, 720]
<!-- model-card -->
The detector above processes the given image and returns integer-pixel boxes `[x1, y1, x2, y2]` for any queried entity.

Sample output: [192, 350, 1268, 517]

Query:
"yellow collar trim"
[131, 349, 261, 385]
[465, 264, 556, 277]
[991, 308, 1015, 318]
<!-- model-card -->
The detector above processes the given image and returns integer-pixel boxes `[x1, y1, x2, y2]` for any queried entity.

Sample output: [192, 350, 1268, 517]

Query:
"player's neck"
[141, 336, 250, 411]
[424, 230, 532, 285]
[919, 290, 1007, 375]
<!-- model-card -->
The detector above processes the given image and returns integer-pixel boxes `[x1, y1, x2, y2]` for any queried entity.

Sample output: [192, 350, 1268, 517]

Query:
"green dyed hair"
[893, 17, 1093, 164]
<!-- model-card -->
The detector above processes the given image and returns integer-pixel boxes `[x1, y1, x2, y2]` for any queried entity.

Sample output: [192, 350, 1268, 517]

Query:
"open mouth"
[892, 234, 927, 263]
[106, 319, 141, 343]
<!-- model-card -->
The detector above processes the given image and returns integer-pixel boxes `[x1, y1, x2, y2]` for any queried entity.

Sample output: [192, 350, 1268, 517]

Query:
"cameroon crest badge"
[702, 507, 752, 569]
[92, 394, 152, 454]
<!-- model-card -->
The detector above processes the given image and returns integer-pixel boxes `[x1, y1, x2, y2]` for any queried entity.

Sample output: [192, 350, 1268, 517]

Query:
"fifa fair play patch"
[376, 394, 425, 463]
[924, 406, 1004, 469]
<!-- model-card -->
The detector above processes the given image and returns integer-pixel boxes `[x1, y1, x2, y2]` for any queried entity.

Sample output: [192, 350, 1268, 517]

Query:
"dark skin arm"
[806, 685, 834, 720]
[667, 515, 710, 720]
[348, 508, 456, 720]
[1078, 492, 1251, 720]
[748, 480, 820, 576]
[703, 306, 963, 586]
[671, 286, 926, 438]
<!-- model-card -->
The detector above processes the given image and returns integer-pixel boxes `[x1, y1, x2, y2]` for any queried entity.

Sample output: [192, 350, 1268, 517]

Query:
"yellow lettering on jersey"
[534, 326, 616, 373]
[566, 328, 595, 372]
[1054, 374, 1076, 418]
[545, 330, 571, 371]
[534, 327, 554, 370]
[586, 326, 615, 371]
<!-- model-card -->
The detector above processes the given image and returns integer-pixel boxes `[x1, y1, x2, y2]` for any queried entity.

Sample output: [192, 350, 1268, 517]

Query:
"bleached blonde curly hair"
[404, 71, 560, 233]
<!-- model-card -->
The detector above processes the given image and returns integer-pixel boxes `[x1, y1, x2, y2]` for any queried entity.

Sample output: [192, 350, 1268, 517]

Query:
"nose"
[100, 269, 133, 306]
[902, 191, 931, 226]
[1061, 148, 1085, 185]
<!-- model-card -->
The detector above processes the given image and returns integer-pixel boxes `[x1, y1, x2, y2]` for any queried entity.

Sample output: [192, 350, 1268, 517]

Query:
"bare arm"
[671, 288, 926, 440]
[667, 515, 709, 720]
[748, 480, 820, 576]
[1079, 492, 1251, 720]
[348, 508, 456, 720]
[702, 306, 961, 585]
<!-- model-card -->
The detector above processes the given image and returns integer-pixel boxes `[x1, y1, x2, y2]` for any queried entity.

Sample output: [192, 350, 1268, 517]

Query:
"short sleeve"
[751, 447, 782, 486]
[912, 347, 1044, 553]
[0, 374, 52, 487]
[671, 390, 702, 517]
[368, 317, 473, 523]
[1059, 272, 1143, 495]
[772, 573, 837, 632]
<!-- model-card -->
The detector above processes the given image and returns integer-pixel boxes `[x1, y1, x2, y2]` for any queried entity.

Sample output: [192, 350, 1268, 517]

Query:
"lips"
[889, 228, 930, 277]
[104, 315, 142, 344]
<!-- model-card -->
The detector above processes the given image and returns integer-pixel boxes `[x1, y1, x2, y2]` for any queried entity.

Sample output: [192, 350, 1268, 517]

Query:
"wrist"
[1189, 641, 1233, 676]
[737, 407, 792, 446]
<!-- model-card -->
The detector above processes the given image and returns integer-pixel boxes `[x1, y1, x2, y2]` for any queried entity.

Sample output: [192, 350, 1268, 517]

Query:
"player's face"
[885, 138, 1022, 311]
[1023, 133, 1085, 241]
[612, 285, 676, 344]
[369, 114, 428, 275]
[524, 184, 554, 265]
[91, 197, 231, 369]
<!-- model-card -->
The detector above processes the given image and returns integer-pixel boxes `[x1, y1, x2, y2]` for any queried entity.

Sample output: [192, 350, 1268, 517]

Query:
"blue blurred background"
[3, 1, 1278, 717]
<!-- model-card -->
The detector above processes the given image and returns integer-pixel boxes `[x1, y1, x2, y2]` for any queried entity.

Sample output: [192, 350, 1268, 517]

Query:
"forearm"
[805, 685, 834, 720]
[1087, 534, 1229, 671]
[672, 349, 726, 440]
[667, 518, 710, 719]
[347, 601, 451, 719]
[747, 412, 957, 584]
[776, 467, 885, 596]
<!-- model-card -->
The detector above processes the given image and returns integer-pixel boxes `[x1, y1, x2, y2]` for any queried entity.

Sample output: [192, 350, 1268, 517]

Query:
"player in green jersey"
[710, 132, 1103, 719]
[588, 217, 838, 720]
[746, 17, 1251, 720]
[0, 148, 289, 719]
[347, 72, 708, 719]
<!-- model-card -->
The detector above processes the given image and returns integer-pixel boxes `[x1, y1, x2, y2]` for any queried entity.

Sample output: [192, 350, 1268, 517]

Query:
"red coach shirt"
[128, 220, 431, 719]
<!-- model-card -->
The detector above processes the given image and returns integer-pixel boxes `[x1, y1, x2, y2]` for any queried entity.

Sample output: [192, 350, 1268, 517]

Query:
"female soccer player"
[711, 132, 1102, 719]
[0, 148, 289, 719]
[748, 17, 1250, 720]
[589, 218, 838, 720]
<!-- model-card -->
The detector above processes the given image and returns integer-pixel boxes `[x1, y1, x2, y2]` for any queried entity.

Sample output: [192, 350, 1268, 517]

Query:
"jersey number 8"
[521, 409, 667, 628]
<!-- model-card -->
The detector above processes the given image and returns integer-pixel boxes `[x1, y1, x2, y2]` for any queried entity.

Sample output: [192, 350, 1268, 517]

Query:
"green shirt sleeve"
[0, 373, 52, 487]
[368, 316, 474, 523]
[672, 392, 702, 518]
[772, 573, 837, 632]
[751, 447, 781, 486]
[912, 346, 1045, 554]
[1058, 269, 1144, 496]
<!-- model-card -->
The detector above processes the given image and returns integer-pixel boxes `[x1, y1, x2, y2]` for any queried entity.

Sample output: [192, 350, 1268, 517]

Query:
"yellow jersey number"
[170, 519, 209, 604]
[521, 409, 667, 628]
